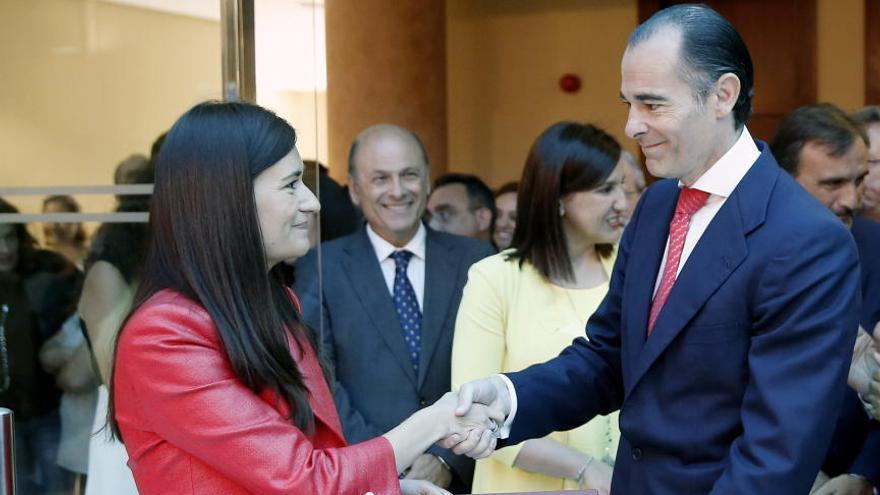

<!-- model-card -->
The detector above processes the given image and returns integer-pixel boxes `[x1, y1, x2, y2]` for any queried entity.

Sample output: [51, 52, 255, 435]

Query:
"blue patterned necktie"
[391, 250, 422, 374]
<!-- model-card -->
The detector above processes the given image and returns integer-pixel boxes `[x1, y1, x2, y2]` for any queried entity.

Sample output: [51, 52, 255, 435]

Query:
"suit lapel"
[622, 184, 677, 380]
[625, 143, 777, 396]
[341, 229, 418, 387]
[418, 230, 457, 388]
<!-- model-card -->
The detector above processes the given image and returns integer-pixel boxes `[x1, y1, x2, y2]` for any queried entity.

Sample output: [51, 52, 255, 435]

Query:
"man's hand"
[403, 454, 452, 488]
[867, 368, 880, 420]
[430, 392, 498, 459]
[811, 474, 873, 495]
[437, 376, 511, 459]
[848, 324, 880, 395]
[454, 376, 510, 425]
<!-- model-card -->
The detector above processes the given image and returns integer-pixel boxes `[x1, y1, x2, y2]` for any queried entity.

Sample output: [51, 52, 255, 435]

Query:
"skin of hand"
[383, 391, 495, 473]
[399, 479, 453, 495]
[511, 437, 612, 494]
[813, 471, 832, 493]
[446, 376, 510, 458]
[581, 459, 613, 495]
[812, 474, 873, 495]
[433, 392, 498, 458]
[402, 454, 452, 488]
[868, 369, 880, 420]
[848, 324, 880, 395]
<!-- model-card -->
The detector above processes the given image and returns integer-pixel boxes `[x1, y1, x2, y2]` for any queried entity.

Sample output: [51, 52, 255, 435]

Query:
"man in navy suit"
[453, 5, 861, 494]
[294, 124, 493, 492]
[770, 102, 877, 495]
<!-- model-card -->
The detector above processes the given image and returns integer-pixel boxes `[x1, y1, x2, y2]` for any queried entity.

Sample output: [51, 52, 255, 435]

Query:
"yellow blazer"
[451, 250, 620, 493]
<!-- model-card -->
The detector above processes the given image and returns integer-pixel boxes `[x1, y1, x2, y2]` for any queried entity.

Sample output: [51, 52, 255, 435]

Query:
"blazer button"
[631, 447, 643, 461]
[419, 398, 427, 408]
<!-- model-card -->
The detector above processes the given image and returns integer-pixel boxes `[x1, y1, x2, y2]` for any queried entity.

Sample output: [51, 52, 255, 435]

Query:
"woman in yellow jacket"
[452, 122, 629, 494]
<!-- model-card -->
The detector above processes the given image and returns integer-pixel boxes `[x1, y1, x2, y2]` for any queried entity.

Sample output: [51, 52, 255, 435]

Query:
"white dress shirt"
[497, 127, 761, 437]
[652, 126, 760, 295]
[365, 223, 427, 310]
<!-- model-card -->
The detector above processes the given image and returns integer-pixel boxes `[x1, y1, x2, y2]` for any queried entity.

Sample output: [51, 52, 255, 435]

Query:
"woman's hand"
[399, 479, 453, 495]
[431, 392, 499, 458]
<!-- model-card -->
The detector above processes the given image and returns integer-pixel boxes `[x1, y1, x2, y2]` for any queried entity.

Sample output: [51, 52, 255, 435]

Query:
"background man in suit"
[852, 107, 880, 225]
[770, 102, 877, 495]
[427, 173, 497, 247]
[294, 124, 493, 492]
[454, 5, 861, 494]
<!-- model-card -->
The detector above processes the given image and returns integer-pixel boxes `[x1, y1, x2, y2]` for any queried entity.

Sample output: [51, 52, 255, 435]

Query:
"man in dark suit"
[294, 124, 493, 492]
[770, 102, 877, 495]
[454, 5, 861, 494]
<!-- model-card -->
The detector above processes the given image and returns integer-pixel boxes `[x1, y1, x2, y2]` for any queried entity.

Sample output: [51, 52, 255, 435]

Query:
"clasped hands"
[849, 322, 880, 421]
[432, 376, 513, 458]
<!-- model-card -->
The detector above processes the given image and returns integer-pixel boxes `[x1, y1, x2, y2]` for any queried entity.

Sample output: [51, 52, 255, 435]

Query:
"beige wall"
[446, 0, 868, 188]
[817, 0, 865, 110]
[0, 0, 221, 229]
[446, 0, 639, 188]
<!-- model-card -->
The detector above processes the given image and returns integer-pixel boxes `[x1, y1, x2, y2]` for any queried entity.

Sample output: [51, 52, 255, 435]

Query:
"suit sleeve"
[115, 305, 400, 495]
[709, 221, 860, 494]
[502, 190, 640, 445]
[293, 252, 386, 444]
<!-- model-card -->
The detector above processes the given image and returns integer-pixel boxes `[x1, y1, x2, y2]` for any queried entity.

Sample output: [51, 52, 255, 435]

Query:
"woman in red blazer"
[108, 101, 498, 495]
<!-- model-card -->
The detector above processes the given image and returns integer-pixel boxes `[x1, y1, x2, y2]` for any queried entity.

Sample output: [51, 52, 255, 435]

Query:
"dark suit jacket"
[853, 215, 880, 330]
[820, 215, 880, 487]
[294, 225, 494, 489]
[504, 141, 861, 494]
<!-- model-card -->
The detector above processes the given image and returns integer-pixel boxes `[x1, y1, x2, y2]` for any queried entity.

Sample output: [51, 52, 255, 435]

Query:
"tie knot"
[676, 187, 709, 215]
[391, 250, 414, 269]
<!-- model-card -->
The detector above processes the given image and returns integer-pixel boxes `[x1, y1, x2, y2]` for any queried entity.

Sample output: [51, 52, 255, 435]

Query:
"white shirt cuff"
[493, 373, 517, 439]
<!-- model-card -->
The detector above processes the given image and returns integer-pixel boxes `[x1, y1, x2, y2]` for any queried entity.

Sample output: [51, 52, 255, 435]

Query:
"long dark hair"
[0, 198, 40, 276]
[85, 157, 154, 284]
[109, 101, 321, 438]
[507, 122, 621, 282]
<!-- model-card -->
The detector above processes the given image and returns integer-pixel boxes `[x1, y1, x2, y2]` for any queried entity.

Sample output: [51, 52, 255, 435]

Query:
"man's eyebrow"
[634, 93, 669, 102]
[620, 91, 669, 103]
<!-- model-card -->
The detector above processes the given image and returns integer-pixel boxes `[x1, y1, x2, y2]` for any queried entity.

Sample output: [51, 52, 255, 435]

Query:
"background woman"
[0, 197, 82, 495]
[492, 182, 518, 251]
[452, 122, 627, 494]
[80, 154, 154, 495]
[41, 195, 88, 269]
[109, 101, 496, 495]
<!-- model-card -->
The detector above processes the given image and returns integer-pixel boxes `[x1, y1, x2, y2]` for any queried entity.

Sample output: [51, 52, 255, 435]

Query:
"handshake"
[849, 323, 880, 421]
[386, 376, 515, 495]
[430, 376, 514, 459]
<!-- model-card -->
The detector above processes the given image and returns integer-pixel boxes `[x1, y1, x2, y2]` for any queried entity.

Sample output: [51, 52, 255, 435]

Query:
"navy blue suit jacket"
[821, 215, 880, 487]
[293, 226, 493, 488]
[505, 142, 861, 494]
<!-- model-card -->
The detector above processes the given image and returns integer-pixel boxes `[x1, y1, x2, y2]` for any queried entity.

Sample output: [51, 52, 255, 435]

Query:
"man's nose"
[625, 106, 647, 140]
[838, 182, 861, 212]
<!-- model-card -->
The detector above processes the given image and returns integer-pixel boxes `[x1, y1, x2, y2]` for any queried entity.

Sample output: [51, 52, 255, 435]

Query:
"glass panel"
[0, 1, 222, 491]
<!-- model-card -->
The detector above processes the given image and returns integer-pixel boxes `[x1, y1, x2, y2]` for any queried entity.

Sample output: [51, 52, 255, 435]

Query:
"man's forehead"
[800, 140, 869, 176]
[621, 30, 687, 96]
[357, 136, 425, 172]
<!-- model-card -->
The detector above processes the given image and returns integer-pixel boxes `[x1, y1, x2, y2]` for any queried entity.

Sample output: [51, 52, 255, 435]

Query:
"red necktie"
[647, 187, 710, 335]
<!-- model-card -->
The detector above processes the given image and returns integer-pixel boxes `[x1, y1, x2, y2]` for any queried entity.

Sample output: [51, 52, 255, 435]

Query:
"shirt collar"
[366, 223, 427, 263]
[687, 126, 760, 198]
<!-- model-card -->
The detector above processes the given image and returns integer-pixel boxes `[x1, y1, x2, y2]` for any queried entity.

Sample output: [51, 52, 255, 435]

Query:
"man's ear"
[348, 175, 361, 207]
[475, 207, 493, 232]
[714, 72, 741, 120]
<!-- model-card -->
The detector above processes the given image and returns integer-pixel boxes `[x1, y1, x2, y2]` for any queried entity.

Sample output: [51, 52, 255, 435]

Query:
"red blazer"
[114, 290, 400, 494]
